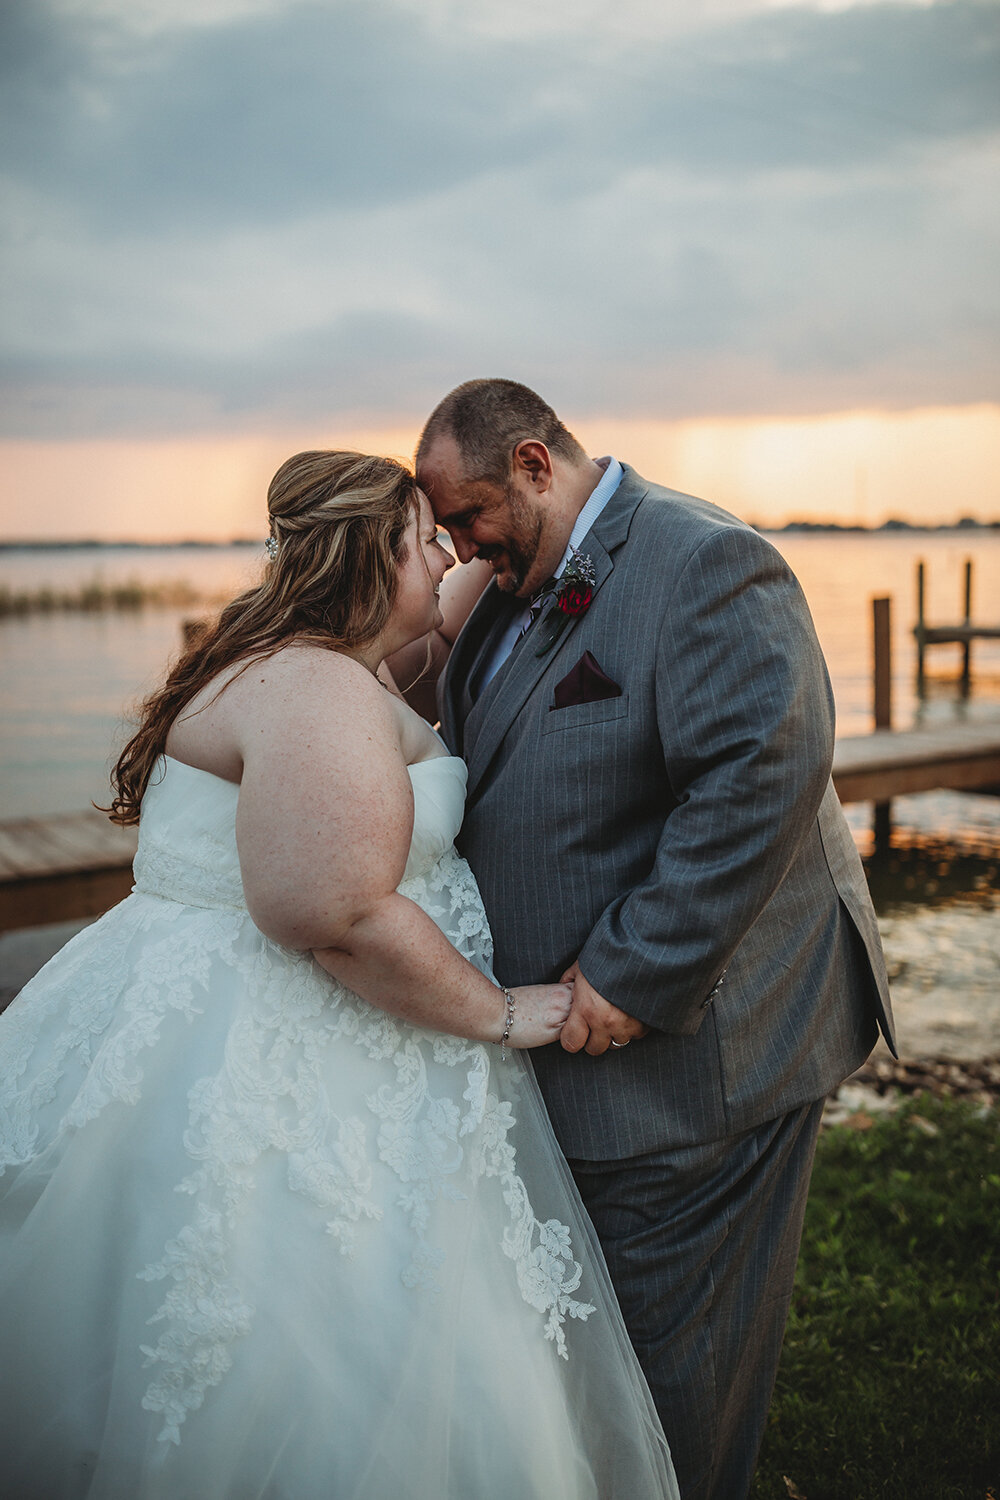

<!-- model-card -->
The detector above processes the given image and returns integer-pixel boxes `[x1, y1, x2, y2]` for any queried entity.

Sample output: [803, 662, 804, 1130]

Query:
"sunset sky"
[2, 0, 998, 538]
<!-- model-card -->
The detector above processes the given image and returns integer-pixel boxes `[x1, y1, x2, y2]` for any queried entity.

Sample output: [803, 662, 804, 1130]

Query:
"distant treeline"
[0, 539, 260, 552]
[0, 579, 208, 618]
[1, 521, 998, 551]
[760, 518, 1000, 534]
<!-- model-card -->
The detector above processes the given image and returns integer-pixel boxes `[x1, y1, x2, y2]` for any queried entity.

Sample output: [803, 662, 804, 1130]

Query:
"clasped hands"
[558, 962, 649, 1056]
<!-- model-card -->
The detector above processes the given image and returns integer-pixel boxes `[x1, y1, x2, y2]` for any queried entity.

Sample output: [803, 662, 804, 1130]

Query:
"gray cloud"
[6, 0, 998, 223]
[0, 0, 997, 435]
[1, 2, 549, 227]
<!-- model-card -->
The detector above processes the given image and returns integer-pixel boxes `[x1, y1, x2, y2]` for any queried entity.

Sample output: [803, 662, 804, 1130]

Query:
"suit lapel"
[439, 581, 512, 756]
[464, 466, 649, 798]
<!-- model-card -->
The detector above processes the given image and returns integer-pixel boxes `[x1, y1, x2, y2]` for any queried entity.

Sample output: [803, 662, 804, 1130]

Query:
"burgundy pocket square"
[552, 651, 623, 710]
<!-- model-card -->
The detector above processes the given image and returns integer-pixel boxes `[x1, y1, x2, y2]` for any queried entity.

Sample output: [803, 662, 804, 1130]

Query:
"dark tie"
[516, 577, 557, 643]
[470, 578, 559, 707]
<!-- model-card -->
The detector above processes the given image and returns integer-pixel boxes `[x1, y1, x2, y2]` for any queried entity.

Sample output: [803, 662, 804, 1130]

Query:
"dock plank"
[0, 811, 138, 930]
[921, 625, 1000, 644]
[832, 720, 1000, 802]
[0, 812, 138, 881]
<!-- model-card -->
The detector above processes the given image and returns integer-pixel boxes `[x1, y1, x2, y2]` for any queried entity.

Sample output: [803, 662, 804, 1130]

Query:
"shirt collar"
[553, 456, 623, 578]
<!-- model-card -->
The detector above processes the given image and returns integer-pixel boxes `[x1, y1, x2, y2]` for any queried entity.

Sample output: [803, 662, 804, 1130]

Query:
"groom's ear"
[511, 439, 553, 493]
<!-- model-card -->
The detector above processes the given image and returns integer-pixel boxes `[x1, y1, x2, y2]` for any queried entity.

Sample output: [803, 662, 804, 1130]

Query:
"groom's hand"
[558, 964, 649, 1056]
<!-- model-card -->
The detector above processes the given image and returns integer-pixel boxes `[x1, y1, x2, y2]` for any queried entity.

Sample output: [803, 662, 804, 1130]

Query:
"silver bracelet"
[499, 986, 515, 1061]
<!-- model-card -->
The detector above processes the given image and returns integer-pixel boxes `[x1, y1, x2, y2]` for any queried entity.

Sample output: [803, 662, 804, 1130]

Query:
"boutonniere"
[534, 550, 597, 656]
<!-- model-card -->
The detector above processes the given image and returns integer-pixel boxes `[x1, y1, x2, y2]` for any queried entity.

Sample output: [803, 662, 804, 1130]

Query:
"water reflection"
[864, 832, 999, 914]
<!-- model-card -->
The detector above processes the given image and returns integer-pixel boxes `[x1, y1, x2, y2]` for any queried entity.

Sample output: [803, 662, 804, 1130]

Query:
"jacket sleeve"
[577, 524, 836, 1034]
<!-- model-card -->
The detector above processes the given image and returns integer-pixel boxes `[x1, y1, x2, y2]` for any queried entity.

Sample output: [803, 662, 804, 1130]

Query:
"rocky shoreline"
[854, 1053, 1000, 1100]
[821, 896, 1000, 1124]
[823, 1055, 1000, 1128]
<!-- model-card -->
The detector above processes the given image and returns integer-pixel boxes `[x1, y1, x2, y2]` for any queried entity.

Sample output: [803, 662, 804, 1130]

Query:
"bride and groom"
[0, 381, 894, 1499]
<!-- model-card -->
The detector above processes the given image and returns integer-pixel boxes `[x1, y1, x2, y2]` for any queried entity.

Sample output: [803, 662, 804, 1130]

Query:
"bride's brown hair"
[107, 450, 418, 826]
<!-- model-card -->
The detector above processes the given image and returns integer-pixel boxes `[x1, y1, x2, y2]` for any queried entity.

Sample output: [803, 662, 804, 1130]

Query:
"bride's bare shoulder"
[238, 644, 403, 762]
[170, 642, 401, 777]
[227, 643, 386, 706]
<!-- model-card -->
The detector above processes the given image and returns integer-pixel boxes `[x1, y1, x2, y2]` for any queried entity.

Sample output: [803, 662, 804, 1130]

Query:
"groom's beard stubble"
[480, 484, 545, 596]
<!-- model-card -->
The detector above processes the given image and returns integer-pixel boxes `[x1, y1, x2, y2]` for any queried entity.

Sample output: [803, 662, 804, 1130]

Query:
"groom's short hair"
[418, 379, 587, 487]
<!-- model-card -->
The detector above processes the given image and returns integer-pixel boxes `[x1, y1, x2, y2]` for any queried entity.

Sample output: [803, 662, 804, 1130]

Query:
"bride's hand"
[504, 983, 574, 1049]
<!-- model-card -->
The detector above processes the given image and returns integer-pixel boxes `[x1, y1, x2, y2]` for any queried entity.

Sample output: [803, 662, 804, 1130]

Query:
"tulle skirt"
[0, 892, 677, 1499]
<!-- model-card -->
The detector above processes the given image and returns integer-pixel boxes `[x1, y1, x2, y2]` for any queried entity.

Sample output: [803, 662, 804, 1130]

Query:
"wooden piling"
[872, 596, 893, 853]
[915, 561, 926, 691]
[873, 597, 892, 730]
[961, 559, 972, 694]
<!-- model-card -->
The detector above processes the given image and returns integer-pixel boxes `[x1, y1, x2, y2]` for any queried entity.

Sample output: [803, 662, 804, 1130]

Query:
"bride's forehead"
[414, 492, 436, 529]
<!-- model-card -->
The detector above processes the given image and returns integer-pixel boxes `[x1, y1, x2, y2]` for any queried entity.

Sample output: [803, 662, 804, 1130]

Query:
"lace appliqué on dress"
[1, 827, 596, 1448]
[133, 821, 246, 913]
[399, 845, 495, 973]
[0, 895, 221, 1171]
[137, 850, 594, 1445]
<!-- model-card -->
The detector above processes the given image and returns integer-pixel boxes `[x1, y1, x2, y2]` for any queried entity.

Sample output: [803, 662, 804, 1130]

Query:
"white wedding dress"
[0, 753, 677, 1500]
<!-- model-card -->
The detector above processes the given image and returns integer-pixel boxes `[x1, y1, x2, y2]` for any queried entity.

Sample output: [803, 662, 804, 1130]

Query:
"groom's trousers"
[567, 1098, 825, 1500]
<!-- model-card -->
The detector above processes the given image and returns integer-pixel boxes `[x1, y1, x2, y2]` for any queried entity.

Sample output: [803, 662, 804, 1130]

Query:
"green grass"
[752, 1095, 999, 1500]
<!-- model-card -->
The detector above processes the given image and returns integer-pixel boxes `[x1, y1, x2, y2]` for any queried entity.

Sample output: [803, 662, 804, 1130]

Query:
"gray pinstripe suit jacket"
[439, 466, 895, 1158]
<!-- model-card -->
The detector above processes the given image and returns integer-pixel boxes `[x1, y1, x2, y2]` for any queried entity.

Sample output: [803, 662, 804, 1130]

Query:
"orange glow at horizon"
[2, 405, 997, 541]
[573, 405, 1000, 530]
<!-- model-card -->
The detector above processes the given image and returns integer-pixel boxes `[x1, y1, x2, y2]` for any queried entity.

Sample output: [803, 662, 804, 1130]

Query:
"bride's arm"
[232, 647, 568, 1047]
[309, 937, 569, 1050]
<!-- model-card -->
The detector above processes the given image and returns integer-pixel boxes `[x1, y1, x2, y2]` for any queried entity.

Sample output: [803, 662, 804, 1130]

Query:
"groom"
[415, 379, 894, 1500]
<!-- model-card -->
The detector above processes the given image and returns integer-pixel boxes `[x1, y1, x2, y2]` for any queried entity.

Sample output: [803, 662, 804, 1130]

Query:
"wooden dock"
[1, 720, 998, 932]
[0, 811, 138, 931]
[831, 720, 1000, 804]
[915, 559, 1000, 691]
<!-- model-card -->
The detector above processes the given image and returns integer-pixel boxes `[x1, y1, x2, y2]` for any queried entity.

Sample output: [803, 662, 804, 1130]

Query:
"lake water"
[2, 533, 999, 855]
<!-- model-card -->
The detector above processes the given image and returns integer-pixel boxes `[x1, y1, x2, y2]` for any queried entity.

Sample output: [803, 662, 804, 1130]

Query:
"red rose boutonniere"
[534, 550, 597, 655]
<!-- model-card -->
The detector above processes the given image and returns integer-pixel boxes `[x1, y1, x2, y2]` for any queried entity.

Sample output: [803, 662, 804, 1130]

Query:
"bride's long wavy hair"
[107, 450, 418, 826]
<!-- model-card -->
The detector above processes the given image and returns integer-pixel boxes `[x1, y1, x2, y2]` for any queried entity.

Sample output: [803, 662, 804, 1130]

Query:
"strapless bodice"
[132, 754, 468, 912]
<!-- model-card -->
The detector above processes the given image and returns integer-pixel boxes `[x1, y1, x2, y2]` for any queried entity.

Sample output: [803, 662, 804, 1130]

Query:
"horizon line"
[3, 518, 1000, 549]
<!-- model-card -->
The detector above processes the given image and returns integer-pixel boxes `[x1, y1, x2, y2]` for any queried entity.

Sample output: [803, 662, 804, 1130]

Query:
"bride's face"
[391, 491, 454, 644]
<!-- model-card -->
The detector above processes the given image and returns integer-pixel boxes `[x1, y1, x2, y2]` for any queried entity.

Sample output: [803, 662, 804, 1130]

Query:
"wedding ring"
[609, 1039, 630, 1048]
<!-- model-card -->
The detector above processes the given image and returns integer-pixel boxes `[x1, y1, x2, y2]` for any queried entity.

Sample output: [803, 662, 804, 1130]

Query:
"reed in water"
[0, 578, 206, 617]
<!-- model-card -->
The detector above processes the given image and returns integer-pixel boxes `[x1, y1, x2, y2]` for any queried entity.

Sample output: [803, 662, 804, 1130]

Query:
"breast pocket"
[541, 694, 630, 734]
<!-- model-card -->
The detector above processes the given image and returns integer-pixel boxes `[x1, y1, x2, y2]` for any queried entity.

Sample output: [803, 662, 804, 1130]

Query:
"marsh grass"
[752, 1095, 999, 1500]
[0, 579, 205, 616]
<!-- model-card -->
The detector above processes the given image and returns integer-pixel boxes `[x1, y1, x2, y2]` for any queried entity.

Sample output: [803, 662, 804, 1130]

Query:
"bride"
[0, 450, 677, 1499]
